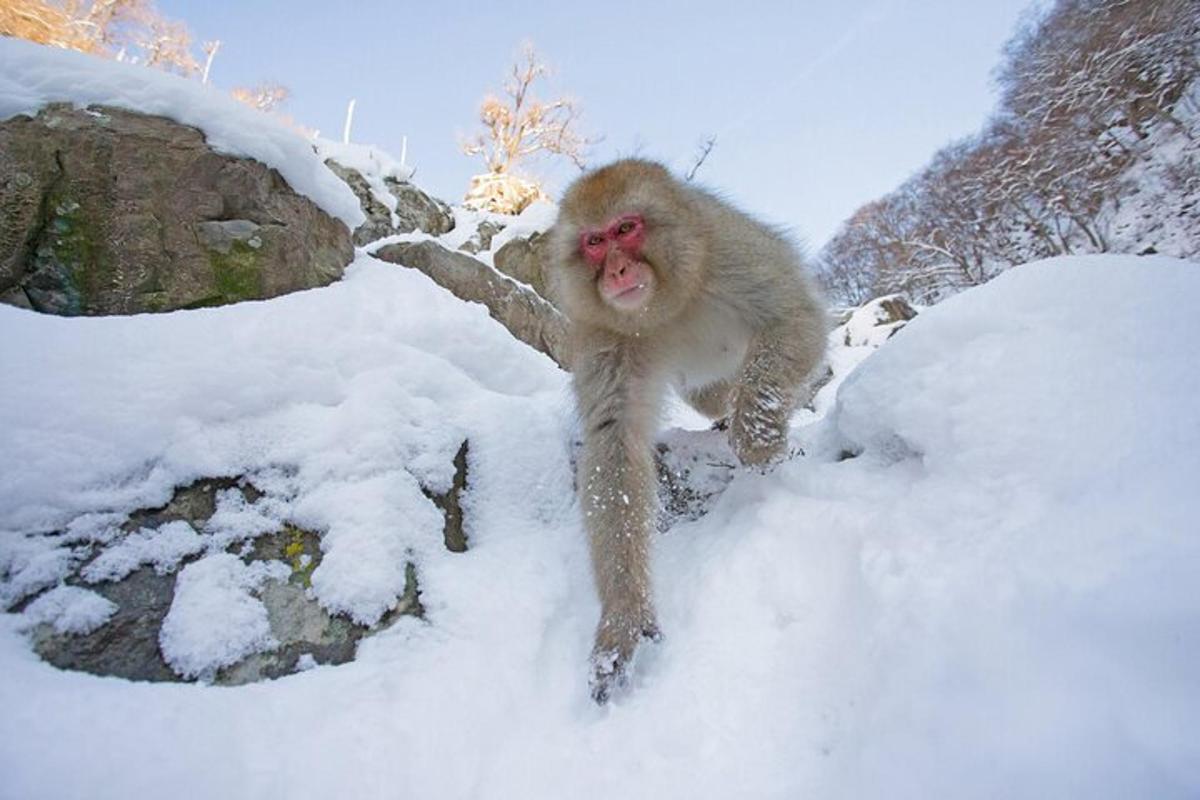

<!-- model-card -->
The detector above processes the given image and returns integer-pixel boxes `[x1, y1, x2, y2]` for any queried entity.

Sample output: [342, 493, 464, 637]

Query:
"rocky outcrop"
[458, 219, 506, 255]
[375, 240, 570, 369]
[324, 160, 455, 246]
[492, 231, 551, 300]
[0, 104, 353, 316]
[388, 177, 455, 237]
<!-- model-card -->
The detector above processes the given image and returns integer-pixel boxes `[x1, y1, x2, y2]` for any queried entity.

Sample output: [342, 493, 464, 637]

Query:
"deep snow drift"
[1, 253, 1197, 798]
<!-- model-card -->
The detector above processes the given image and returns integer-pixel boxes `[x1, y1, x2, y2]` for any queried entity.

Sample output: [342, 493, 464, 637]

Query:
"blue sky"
[161, 0, 1034, 248]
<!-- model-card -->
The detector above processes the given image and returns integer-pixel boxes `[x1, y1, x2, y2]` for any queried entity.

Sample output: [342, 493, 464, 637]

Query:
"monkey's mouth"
[608, 283, 651, 310]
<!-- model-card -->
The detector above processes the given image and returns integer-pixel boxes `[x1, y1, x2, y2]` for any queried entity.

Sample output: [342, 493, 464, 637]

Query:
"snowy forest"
[818, 0, 1199, 304]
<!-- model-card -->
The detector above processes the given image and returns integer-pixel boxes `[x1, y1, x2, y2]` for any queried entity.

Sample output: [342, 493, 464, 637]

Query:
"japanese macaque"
[546, 159, 827, 702]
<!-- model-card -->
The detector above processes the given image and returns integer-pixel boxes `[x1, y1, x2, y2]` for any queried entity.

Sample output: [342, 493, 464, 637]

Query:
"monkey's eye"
[586, 234, 605, 247]
[616, 221, 635, 235]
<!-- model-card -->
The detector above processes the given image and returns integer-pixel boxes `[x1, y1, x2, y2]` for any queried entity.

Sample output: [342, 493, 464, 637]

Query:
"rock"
[492, 232, 551, 299]
[841, 294, 918, 347]
[23, 473, 427, 685]
[323, 159, 398, 246]
[385, 177, 455, 237]
[215, 527, 422, 686]
[32, 566, 180, 682]
[462, 172, 548, 215]
[420, 440, 470, 553]
[375, 240, 569, 369]
[0, 104, 353, 316]
[458, 220, 506, 255]
[323, 160, 455, 246]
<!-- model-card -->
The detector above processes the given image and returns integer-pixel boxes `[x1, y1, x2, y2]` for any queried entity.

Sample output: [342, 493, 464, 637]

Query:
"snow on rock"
[20, 585, 117, 635]
[487, 199, 559, 254]
[80, 521, 205, 583]
[0, 37, 364, 230]
[314, 137, 414, 187]
[0, 535, 77, 608]
[204, 487, 289, 550]
[158, 553, 289, 680]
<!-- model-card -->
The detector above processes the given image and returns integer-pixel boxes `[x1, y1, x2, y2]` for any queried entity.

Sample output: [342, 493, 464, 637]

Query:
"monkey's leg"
[731, 321, 824, 466]
[684, 379, 734, 421]
[574, 346, 662, 702]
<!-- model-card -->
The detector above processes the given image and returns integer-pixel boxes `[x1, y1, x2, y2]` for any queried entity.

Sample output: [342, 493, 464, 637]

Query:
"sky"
[160, 0, 1036, 249]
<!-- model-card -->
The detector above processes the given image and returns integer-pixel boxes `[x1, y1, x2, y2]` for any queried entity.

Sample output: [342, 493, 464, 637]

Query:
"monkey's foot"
[589, 624, 661, 704]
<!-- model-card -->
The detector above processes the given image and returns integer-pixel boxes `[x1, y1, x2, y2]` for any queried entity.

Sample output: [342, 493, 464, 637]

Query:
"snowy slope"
[1, 253, 1197, 798]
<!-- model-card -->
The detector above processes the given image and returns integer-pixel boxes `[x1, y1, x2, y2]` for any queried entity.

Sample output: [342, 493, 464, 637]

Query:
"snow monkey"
[546, 159, 826, 701]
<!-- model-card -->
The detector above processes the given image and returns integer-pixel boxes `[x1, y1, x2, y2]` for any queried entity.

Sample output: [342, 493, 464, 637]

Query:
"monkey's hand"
[730, 382, 790, 467]
[590, 616, 661, 704]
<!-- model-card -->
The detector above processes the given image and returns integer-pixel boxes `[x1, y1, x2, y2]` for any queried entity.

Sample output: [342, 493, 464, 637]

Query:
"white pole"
[201, 41, 221, 85]
[400, 135, 408, 168]
[342, 99, 357, 144]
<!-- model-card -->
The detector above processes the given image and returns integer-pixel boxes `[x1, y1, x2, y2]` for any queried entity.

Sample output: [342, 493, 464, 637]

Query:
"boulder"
[386, 177, 455, 237]
[323, 159, 397, 246]
[0, 104, 353, 316]
[492, 231, 551, 300]
[323, 159, 455, 246]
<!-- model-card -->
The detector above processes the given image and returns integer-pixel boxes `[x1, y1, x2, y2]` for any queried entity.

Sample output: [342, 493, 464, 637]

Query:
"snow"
[314, 136, 415, 227]
[20, 585, 116, 635]
[1, 252, 1198, 797]
[158, 554, 289, 680]
[0, 37, 365, 230]
[81, 521, 205, 583]
[487, 199, 560, 254]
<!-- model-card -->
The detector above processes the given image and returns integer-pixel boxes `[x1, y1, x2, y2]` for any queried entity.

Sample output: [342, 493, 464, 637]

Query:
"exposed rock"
[375, 240, 569, 369]
[458, 219, 506, 255]
[654, 429, 738, 528]
[420, 440, 470, 553]
[215, 527, 422, 686]
[842, 294, 918, 347]
[463, 172, 548, 215]
[32, 565, 179, 681]
[386, 177, 455, 237]
[23, 473, 427, 685]
[492, 231, 551, 300]
[323, 159, 397, 246]
[323, 159, 456, 246]
[0, 104, 353, 316]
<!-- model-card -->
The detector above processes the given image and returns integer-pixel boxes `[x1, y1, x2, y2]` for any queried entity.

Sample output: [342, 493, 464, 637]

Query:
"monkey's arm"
[572, 337, 662, 700]
[730, 307, 825, 466]
[684, 380, 734, 421]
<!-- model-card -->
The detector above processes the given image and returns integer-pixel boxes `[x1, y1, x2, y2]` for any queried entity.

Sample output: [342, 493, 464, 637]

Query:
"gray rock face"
[492, 231, 551, 301]
[386, 177, 455, 237]
[458, 220, 506, 255]
[323, 160, 398, 246]
[18, 467, 444, 684]
[324, 159, 455, 245]
[0, 104, 354, 316]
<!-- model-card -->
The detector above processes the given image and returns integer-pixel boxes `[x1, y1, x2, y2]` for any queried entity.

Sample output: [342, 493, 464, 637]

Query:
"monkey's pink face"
[579, 214, 656, 311]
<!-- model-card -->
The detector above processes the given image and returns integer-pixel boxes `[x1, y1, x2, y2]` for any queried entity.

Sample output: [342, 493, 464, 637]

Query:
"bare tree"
[461, 44, 591, 175]
[820, 0, 1199, 306]
[684, 135, 718, 182]
[230, 82, 290, 113]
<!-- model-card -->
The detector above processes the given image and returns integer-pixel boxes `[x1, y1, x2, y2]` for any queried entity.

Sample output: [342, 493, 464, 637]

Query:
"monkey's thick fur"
[546, 160, 826, 701]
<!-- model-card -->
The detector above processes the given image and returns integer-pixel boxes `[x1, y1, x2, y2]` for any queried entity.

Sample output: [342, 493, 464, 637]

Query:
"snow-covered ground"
[1, 252, 1197, 798]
